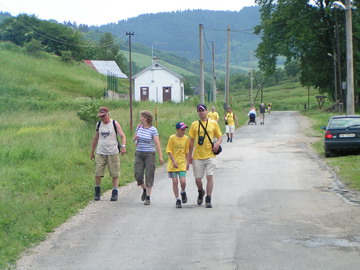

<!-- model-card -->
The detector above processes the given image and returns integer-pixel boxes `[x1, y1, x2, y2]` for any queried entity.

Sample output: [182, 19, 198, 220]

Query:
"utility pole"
[212, 41, 216, 103]
[345, 0, 354, 115]
[199, 24, 205, 104]
[250, 50, 254, 105]
[126, 31, 134, 133]
[225, 25, 230, 109]
[335, 9, 343, 104]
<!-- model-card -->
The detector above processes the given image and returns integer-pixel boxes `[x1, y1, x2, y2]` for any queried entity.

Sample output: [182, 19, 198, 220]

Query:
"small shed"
[133, 61, 184, 103]
[84, 60, 128, 79]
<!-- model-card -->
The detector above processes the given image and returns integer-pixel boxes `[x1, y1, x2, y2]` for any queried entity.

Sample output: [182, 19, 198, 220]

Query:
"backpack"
[96, 120, 121, 151]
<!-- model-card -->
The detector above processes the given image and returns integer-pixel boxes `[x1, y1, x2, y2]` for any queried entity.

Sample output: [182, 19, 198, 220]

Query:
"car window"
[329, 118, 360, 128]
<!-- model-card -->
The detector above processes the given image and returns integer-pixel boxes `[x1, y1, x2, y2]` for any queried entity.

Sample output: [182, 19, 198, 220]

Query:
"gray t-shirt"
[96, 120, 119, 155]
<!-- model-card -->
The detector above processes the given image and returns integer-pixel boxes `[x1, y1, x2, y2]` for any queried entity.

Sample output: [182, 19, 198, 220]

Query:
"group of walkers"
[90, 104, 222, 209]
[248, 102, 272, 125]
[90, 102, 271, 208]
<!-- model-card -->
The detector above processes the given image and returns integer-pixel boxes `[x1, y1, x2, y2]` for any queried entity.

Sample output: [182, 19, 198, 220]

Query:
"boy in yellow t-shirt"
[166, 122, 190, 208]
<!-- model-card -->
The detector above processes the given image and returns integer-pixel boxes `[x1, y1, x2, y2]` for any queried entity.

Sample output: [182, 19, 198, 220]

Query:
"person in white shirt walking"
[90, 107, 127, 201]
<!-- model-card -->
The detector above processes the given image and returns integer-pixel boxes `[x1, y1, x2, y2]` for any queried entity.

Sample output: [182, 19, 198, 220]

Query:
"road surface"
[16, 111, 360, 270]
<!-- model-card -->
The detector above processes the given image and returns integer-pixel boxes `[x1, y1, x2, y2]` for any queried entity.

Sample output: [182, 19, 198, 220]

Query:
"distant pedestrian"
[166, 122, 190, 208]
[207, 106, 219, 122]
[259, 103, 266, 125]
[133, 110, 164, 205]
[91, 107, 127, 201]
[224, 107, 238, 142]
[267, 102, 272, 113]
[189, 104, 222, 208]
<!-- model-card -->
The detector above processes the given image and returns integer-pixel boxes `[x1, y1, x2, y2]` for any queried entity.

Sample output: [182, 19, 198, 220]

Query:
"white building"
[133, 61, 184, 103]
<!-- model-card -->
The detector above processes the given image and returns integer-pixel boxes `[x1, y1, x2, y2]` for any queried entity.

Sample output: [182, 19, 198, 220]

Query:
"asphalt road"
[16, 111, 360, 270]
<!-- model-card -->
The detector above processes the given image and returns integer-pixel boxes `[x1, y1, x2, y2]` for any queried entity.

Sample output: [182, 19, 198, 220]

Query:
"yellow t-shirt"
[207, 111, 219, 121]
[188, 119, 222, 160]
[225, 112, 235, 125]
[166, 134, 189, 172]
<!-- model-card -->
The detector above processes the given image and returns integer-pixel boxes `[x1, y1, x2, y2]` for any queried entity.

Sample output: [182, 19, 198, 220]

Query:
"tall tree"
[254, 0, 359, 104]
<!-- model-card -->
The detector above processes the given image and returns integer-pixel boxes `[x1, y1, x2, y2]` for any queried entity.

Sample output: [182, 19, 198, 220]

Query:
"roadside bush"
[76, 103, 99, 124]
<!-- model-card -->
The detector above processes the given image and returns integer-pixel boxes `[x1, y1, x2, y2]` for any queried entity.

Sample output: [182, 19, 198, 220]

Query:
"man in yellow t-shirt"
[207, 106, 219, 122]
[224, 106, 238, 143]
[166, 122, 190, 208]
[188, 104, 222, 208]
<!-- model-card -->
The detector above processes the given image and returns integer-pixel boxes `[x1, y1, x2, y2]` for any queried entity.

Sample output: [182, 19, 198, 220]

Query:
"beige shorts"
[95, 154, 120, 178]
[192, 158, 216, 178]
[226, 125, 235, 133]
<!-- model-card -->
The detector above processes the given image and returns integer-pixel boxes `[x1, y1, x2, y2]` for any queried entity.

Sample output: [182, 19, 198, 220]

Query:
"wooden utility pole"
[212, 41, 216, 103]
[345, 0, 354, 115]
[225, 25, 230, 109]
[126, 31, 134, 133]
[199, 24, 205, 104]
[250, 50, 254, 105]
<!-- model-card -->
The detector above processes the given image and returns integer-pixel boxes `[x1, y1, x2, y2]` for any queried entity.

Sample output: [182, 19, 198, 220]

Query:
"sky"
[0, 0, 256, 26]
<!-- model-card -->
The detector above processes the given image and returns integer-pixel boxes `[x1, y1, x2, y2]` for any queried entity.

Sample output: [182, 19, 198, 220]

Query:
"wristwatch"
[122, 145, 126, 148]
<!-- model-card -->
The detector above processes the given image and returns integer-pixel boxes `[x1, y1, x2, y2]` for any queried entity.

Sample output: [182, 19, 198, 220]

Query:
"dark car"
[321, 115, 360, 157]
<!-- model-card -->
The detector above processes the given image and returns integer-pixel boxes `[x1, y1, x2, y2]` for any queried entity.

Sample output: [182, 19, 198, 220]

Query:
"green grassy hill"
[2, 42, 355, 269]
[0, 42, 107, 113]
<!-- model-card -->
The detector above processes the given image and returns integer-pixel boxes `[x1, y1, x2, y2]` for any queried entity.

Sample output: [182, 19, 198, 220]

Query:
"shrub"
[76, 103, 99, 124]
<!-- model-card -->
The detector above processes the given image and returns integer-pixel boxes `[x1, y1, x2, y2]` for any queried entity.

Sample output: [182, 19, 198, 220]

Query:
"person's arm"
[153, 135, 164, 164]
[168, 152, 178, 168]
[188, 137, 195, 165]
[115, 121, 127, 156]
[213, 135, 222, 153]
[234, 113, 239, 126]
[90, 132, 99, 160]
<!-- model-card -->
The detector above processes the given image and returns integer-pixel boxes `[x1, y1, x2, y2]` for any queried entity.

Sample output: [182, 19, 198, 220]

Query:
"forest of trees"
[254, 0, 359, 106]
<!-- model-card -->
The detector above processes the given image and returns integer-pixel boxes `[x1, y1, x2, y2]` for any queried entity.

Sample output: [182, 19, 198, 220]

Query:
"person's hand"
[172, 161, 178, 168]
[213, 144, 220, 153]
[90, 153, 95, 161]
[120, 147, 127, 156]
[159, 157, 164, 164]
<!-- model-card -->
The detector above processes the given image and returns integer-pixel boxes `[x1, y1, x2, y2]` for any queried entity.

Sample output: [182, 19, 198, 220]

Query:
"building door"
[140, 87, 149, 101]
[163, 87, 171, 102]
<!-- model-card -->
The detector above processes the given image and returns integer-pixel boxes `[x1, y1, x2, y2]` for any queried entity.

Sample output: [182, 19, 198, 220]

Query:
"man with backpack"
[90, 107, 127, 201]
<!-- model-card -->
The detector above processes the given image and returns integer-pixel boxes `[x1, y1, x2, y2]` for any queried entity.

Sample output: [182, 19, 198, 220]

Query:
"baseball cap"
[196, 104, 207, 111]
[97, 107, 109, 117]
[176, 122, 188, 130]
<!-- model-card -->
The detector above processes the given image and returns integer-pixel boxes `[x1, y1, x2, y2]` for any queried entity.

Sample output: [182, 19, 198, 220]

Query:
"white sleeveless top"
[96, 120, 119, 155]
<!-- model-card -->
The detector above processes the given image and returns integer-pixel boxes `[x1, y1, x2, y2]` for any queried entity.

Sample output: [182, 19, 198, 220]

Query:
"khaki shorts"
[192, 158, 216, 178]
[226, 125, 235, 134]
[95, 154, 120, 178]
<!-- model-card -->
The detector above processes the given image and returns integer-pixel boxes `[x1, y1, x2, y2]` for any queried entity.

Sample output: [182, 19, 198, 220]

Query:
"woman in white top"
[133, 110, 164, 205]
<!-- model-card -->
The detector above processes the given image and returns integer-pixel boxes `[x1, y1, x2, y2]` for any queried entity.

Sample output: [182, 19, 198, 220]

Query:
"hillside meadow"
[1, 44, 359, 268]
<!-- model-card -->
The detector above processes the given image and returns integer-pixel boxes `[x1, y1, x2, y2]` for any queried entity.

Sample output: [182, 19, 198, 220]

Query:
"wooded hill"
[85, 7, 261, 69]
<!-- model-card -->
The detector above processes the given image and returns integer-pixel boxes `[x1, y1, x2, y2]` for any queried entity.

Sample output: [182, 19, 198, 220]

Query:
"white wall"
[134, 68, 184, 103]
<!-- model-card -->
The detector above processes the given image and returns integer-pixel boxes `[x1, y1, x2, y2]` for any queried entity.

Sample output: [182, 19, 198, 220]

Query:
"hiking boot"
[176, 199, 182, 208]
[110, 189, 118, 201]
[230, 138, 233, 143]
[205, 195, 212, 208]
[94, 186, 101, 201]
[141, 189, 147, 201]
[197, 189, 205, 205]
[181, 192, 188, 204]
[227, 137, 230, 142]
[144, 196, 151, 205]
